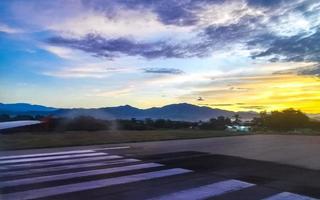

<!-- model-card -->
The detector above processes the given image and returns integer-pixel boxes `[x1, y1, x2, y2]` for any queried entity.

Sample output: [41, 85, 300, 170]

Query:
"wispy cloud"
[143, 68, 184, 75]
[40, 45, 76, 59]
[43, 64, 135, 78]
[0, 23, 22, 34]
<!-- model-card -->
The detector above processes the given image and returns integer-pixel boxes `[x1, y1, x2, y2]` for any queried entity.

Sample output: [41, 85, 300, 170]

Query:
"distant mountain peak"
[0, 102, 258, 121]
[0, 103, 57, 112]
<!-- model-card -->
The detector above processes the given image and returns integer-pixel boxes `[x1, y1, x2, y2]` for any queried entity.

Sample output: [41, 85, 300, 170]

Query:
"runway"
[1, 145, 319, 200]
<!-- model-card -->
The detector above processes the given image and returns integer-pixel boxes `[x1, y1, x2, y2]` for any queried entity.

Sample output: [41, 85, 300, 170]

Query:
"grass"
[0, 129, 248, 150]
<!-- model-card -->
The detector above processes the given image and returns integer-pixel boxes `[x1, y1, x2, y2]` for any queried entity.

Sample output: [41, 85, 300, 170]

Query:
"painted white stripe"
[0, 150, 96, 160]
[262, 192, 318, 200]
[0, 152, 107, 164]
[0, 155, 122, 170]
[93, 146, 131, 151]
[1, 163, 163, 188]
[149, 179, 255, 200]
[0, 158, 140, 177]
[1, 168, 192, 200]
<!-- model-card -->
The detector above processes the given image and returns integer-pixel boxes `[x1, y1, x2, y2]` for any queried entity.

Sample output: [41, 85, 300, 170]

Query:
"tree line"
[1, 108, 319, 132]
[0, 115, 233, 132]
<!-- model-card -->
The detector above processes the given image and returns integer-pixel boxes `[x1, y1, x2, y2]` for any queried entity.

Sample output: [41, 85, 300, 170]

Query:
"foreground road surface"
[0, 135, 320, 199]
[2, 134, 320, 170]
[1, 146, 319, 199]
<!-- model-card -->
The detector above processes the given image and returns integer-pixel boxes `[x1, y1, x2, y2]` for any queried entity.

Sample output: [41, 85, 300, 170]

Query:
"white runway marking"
[94, 146, 131, 151]
[263, 192, 318, 200]
[1, 168, 192, 200]
[0, 150, 96, 160]
[149, 179, 255, 200]
[0, 152, 107, 164]
[1, 163, 163, 188]
[0, 158, 140, 177]
[0, 155, 122, 170]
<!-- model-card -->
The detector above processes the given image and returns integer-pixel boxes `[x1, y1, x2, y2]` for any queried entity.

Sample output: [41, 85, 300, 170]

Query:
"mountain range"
[0, 103, 257, 121]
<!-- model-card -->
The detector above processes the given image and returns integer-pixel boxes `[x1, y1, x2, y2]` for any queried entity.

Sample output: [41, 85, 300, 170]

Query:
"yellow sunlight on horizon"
[199, 74, 320, 114]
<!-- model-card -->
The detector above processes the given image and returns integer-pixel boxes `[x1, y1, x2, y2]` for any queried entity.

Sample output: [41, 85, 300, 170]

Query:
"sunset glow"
[0, 0, 319, 114]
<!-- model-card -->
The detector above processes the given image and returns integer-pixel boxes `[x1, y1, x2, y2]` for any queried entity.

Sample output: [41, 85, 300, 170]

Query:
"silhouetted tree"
[255, 108, 310, 131]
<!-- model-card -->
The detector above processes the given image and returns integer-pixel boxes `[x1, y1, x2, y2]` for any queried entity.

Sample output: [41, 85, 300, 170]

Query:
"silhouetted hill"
[0, 103, 57, 115]
[0, 102, 257, 121]
[145, 103, 233, 121]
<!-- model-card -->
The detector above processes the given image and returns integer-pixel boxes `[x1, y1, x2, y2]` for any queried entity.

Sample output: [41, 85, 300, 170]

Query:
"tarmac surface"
[1, 134, 320, 199]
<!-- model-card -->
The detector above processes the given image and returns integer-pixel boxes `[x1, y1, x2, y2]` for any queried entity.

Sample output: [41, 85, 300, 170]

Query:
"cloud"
[0, 23, 22, 34]
[5, 0, 316, 63]
[84, 0, 214, 27]
[8, 0, 320, 64]
[240, 105, 265, 110]
[251, 29, 320, 63]
[43, 63, 134, 78]
[143, 67, 184, 75]
[47, 34, 207, 59]
[10, 0, 192, 39]
[246, 0, 285, 7]
[298, 64, 320, 77]
[40, 45, 76, 59]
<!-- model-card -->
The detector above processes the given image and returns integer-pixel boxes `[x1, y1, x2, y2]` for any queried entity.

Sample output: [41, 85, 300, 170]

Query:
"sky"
[0, 0, 319, 113]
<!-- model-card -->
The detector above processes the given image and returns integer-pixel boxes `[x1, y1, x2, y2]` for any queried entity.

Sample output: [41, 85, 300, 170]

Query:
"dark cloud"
[246, 0, 284, 8]
[47, 33, 212, 59]
[48, 34, 192, 59]
[251, 29, 320, 63]
[203, 13, 265, 43]
[84, 0, 224, 26]
[143, 67, 184, 75]
[48, 0, 319, 62]
[298, 64, 320, 77]
[203, 23, 250, 46]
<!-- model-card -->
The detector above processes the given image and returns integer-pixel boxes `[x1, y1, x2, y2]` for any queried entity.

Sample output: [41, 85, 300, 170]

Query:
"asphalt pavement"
[1, 135, 320, 199]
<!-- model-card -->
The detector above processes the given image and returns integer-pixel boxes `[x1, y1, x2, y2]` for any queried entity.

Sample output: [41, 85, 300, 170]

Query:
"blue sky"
[0, 0, 320, 113]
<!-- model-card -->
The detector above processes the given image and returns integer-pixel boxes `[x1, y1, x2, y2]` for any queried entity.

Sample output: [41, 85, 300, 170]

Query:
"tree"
[256, 108, 310, 131]
[199, 116, 231, 130]
[232, 114, 241, 125]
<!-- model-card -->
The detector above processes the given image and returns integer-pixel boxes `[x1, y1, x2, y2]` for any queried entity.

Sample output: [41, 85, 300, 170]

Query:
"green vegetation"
[0, 130, 246, 150]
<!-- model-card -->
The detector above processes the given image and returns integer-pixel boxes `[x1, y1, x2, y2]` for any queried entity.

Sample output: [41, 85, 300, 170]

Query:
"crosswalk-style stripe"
[148, 179, 255, 200]
[0, 155, 122, 170]
[0, 158, 140, 177]
[1, 163, 163, 188]
[93, 146, 130, 151]
[262, 192, 318, 200]
[1, 168, 192, 200]
[0, 150, 96, 160]
[0, 152, 107, 164]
